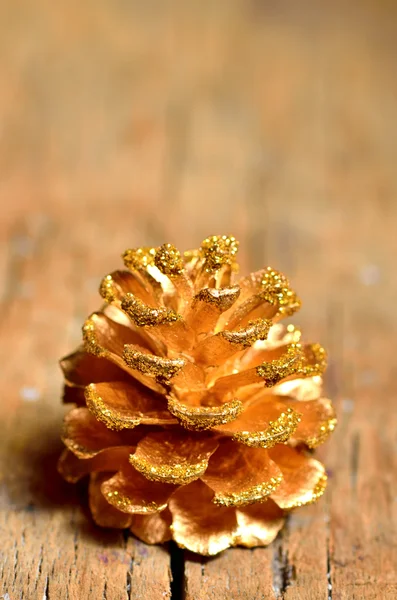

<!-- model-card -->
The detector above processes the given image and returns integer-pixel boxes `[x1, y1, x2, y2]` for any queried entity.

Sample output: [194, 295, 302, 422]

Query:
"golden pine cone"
[58, 235, 337, 556]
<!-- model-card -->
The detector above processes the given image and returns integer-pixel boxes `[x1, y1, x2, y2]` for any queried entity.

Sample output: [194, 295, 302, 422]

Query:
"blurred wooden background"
[1, 0, 396, 598]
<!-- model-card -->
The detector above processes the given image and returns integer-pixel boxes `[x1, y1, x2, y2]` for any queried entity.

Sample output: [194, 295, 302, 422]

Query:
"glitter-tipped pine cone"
[58, 235, 336, 555]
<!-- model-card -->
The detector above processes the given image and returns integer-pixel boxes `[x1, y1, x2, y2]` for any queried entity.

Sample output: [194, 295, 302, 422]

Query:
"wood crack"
[325, 495, 333, 600]
[43, 575, 49, 600]
[169, 543, 185, 600]
[272, 527, 296, 598]
[124, 529, 134, 599]
[102, 580, 108, 600]
[12, 544, 18, 587]
[326, 544, 333, 600]
[126, 570, 132, 600]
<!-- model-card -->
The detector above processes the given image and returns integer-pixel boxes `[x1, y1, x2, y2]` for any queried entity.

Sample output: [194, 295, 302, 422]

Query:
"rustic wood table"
[1, 1, 396, 598]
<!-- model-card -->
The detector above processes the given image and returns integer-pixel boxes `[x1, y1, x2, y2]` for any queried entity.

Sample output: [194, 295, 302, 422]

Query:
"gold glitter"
[123, 346, 185, 382]
[281, 474, 328, 509]
[61, 429, 96, 459]
[84, 384, 140, 431]
[154, 243, 184, 277]
[183, 248, 201, 265]
[122, 247, 156, 270]
[220, 318, 272, 347]
[130, 455, 209, 485]
[212, 476, 283, 507]
[306, 417, 337, 448]
[121, 293, 181, 327]
[260, 267, 301, 317]
[99, 274, 117, 303]
[285, 324, 302, 343]
[129, 432, 218, 486]
[192, 286, 241, 312]
[105, 490, 167, 514]
[232, 408, 301, 448]
[168, 397, 243, 431]
[257, 344, 303, 387]
[82, 316, 108, 357]
[200, 235, 239, 272]
[298, 343, 327, 377]
[183, 249, 200, 262]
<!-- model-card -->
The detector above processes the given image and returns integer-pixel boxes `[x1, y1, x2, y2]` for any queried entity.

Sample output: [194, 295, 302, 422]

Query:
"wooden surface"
[1, 1, 396, 598]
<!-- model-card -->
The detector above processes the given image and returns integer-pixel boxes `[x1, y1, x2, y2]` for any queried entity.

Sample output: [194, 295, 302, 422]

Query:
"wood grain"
[1, 0, 396, 598]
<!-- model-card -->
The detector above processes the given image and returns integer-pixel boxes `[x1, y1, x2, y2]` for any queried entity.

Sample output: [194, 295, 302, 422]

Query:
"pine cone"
[58, 235, 336, 555]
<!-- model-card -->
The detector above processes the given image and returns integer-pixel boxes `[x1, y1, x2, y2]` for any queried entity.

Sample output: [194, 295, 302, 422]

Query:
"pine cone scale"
[201, 440, 283, 507]
[84, 381, 175, 430]
[129, 430, 219, 485]
[101, 464, 175, 515]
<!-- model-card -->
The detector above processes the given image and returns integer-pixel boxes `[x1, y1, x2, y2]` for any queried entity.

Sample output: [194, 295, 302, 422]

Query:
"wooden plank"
[184, 547, 275, 600]
[1, 0, 397, 598]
